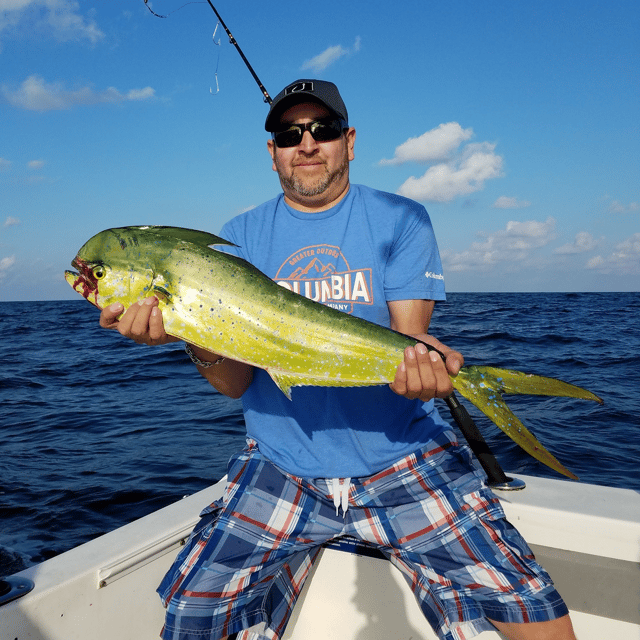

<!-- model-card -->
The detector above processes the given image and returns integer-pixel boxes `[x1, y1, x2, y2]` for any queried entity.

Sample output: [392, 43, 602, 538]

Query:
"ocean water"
[1, 292, 639, 577]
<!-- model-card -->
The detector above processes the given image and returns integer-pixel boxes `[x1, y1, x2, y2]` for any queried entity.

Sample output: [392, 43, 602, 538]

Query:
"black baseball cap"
[265, 79, 349, 131]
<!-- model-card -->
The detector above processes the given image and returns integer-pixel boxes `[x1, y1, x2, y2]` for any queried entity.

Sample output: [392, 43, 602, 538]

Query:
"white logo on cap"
[285, 82, 314, 95]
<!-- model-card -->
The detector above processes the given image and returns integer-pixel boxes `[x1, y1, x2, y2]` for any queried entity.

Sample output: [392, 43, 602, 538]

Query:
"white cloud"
[303, 45, 347, 72]
[554, 231, 598, 255]
[4, 216, 20, 227]
[396, 141, 503, 203]
[493, 196, 532, 209]
[442, 217, 556, 272]
[0, 157, 11, 171]
[1, 0, 35, 8]
[125, 87, 156, 101]
[0, 0, 103, 51]
[380, 122, 473, 166]
[301, 36, 361, 72]
[586, 233, 640, 275]
[27, 159, 45, 169]
[0, 255, 16, 281]
[2, 75, 156, 111]
[608, 200, 639, 214]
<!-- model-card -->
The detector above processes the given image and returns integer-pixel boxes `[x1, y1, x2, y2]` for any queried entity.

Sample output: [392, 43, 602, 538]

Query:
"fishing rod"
[203, 1, 272, 104]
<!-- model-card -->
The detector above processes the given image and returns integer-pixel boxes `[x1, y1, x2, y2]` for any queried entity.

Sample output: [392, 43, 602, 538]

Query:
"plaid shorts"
[157, 431, 568, 640]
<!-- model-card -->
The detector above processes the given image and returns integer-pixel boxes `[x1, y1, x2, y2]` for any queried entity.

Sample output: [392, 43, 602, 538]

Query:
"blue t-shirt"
[220, 184, 449, 478]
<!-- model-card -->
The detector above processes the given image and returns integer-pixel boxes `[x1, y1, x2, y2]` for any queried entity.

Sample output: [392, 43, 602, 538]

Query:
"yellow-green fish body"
[65, 226, 603, 480]
[65, 226, 413, 396]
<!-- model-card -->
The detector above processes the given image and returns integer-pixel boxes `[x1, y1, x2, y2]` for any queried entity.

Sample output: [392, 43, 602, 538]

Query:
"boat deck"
[1, 474, 639, 639]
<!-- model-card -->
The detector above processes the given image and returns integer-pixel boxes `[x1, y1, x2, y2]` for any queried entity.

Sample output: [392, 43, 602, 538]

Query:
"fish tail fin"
[451, 366, 601, 480]
[471, 366, 604, 404]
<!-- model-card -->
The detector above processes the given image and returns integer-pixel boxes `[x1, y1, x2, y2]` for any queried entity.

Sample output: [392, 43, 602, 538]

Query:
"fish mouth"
[64, 269, 79, 285]
[65, 258, 97, 298]
[65, 258, 80, 280]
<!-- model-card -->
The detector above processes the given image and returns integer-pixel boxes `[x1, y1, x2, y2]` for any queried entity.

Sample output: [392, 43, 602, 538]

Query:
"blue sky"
[1, 0, 638, 301]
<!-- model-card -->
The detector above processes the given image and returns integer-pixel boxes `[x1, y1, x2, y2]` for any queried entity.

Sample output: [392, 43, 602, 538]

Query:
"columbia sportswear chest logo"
[274, 244, 373, 314]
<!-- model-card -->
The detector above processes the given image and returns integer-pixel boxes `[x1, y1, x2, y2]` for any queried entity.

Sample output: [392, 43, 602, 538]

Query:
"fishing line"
[210, 23, 221, 95]
[142, 0, 271, 103]
[142, 0, 205, 19]
[203, 0, 272, 103]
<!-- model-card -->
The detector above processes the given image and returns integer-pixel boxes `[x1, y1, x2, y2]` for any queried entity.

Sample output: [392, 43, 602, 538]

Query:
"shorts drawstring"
[331, 477, 351, 516]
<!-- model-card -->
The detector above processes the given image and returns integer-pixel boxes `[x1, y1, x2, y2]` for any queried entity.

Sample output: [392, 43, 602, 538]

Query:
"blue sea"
[1, 292, 639, 577]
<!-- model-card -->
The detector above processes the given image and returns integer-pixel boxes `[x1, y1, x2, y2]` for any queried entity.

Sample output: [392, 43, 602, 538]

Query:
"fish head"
[65, 228, 156, 310]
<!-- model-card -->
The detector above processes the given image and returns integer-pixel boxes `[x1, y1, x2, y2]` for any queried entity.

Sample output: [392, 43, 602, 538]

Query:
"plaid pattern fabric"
[157, 432, 568, 640]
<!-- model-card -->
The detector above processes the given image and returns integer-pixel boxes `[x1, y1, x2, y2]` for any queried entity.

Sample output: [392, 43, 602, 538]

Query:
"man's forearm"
[187, 344, 254, 399]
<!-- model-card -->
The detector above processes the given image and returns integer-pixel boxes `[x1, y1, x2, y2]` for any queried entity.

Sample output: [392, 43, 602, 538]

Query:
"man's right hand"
[99, 296, 179, 346]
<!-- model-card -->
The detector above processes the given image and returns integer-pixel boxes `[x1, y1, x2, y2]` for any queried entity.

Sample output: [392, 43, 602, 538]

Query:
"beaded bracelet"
[184, 342, 225, 368]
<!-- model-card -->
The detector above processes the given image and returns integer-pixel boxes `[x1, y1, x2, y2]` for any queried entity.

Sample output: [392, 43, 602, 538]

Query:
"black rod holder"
[443, 393, 525, 490]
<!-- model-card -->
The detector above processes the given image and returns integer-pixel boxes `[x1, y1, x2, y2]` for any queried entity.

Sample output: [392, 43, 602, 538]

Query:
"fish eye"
[92, 265, 106, 279]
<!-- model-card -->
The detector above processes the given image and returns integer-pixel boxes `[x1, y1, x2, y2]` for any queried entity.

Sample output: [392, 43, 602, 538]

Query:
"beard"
[277, 153, 349, 199]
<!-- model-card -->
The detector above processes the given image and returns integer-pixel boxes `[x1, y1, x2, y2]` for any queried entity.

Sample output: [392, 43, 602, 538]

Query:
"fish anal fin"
[268, 370, 381, 400]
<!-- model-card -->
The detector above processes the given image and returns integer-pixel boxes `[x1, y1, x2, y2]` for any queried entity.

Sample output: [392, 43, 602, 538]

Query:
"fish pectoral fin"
[152, 284, 172, 303]
[268, 371, 299, 400]
[453, 370, 579, 480]
[467, 366, 603, 404]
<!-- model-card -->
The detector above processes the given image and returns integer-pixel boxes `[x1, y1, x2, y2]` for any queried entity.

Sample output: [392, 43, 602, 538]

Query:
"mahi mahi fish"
[65, 226, 603, 480]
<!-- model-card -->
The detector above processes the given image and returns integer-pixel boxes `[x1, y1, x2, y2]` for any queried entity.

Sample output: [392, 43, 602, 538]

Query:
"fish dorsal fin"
[124, 226, 237, 249]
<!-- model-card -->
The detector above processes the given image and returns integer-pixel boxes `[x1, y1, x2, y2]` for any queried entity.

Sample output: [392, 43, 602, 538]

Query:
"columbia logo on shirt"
[274, 244, 373, 314]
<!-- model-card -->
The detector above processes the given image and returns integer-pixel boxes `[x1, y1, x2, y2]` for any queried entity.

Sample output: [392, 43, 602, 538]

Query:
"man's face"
[267, 102, 355, 212]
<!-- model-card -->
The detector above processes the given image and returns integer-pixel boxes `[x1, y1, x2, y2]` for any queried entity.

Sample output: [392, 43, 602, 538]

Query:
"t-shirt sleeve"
[219, 217, 249, 261]
[384, 203, 446, 301]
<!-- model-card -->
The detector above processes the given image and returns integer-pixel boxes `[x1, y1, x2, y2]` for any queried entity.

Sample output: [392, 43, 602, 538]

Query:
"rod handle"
[443, 393, 511, 485]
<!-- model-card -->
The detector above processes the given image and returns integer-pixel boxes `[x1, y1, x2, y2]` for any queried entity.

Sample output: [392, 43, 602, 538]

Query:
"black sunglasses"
[271, 118, 348, 148]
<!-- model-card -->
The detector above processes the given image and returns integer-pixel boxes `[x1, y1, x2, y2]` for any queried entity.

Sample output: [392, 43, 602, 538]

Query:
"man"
[100, 80, 576, 640]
